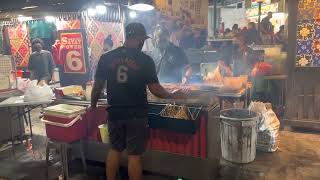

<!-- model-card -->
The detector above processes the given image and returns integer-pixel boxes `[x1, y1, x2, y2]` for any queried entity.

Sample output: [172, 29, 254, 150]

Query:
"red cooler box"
[42, 104, 87, 142]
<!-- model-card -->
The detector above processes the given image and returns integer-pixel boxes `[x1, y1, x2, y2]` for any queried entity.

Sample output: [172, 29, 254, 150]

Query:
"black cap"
[125, 23, 149, 39]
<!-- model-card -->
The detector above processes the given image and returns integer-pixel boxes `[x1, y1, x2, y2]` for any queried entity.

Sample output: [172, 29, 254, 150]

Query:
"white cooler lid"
[44, 104, 86, 118]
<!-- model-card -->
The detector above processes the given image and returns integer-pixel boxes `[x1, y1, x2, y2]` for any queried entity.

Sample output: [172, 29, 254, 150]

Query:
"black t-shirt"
[152, 43, 189, 83]
[261, 17, 272, 34]
[95, 47, 159, 120]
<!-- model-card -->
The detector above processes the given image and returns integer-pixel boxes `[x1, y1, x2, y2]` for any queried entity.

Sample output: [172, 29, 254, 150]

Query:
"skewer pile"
[160, 104, 193, 120]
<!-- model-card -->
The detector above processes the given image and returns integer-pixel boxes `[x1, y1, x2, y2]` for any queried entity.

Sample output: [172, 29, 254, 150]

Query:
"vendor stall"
[0, 0, 259, 180]
[47, 83, 221, 180]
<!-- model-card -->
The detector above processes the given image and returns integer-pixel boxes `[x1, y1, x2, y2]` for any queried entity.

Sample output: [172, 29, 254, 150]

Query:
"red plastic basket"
[42, 113, 86, 142]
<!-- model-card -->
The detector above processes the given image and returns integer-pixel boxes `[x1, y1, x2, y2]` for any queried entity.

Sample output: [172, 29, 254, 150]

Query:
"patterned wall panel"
[85, 18, 124, 74]
[8, 23, 31, 67]
[296, 0, 320, 67]
[56, 19, 81, 30]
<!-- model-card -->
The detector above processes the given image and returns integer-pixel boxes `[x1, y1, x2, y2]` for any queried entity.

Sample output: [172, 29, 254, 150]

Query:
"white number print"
[117, 65, 128, 83]
[66, 50, 82, 71]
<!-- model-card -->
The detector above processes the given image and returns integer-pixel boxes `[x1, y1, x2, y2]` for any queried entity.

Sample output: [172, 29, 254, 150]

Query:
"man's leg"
[128, 155, 142, 180]
[106, 149, 121, 180]
[126, 118, 148, 180]
[107, 120, 126, 180]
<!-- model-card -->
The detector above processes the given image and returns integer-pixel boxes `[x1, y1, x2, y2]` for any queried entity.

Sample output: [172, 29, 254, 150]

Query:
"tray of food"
[148, 103, 202, 134]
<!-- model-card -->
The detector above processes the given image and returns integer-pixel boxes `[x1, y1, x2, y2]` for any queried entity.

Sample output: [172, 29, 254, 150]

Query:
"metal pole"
[258, 2, 262, 34]
[213, 0, 217, 38]
[118, 0, 126, 44]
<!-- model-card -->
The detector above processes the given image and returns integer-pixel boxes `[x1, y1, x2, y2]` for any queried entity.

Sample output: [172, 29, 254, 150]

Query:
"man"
[103, 35, 114, 53]
[91, 23, 187, 180]
[152, 28, 192, 84]
[244, 22, 260, 45]
[28, 38, 55, 85]
[260, 12, 273, 44]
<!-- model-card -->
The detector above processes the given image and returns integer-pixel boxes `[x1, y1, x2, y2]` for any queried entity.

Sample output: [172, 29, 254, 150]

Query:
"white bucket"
[98, 124, 109, 143]
[220, 108, 259, 163]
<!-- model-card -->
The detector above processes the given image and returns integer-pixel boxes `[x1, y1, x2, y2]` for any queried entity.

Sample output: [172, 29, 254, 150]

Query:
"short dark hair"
[32, 38, 44, 47]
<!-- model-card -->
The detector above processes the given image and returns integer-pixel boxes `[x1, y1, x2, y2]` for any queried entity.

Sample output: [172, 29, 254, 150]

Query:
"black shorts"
[108, 118, 148, 155]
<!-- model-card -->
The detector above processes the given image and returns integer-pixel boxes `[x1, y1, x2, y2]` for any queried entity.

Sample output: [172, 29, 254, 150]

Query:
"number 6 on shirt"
[117, 65, 128, 83]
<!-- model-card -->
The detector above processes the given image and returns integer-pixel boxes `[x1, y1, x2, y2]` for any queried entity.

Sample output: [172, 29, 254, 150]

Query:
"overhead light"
[88, 8, 97, 17]
[96, 5, 107, 15]
[129, 11, 137, 19]
[21, 5, 38, 10]
[17, 15, 33, 22]
[129, 0, 154, 11]
[45, 16, 56, 23]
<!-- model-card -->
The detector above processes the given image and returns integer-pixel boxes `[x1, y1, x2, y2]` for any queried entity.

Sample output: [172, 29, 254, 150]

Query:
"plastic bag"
[24, 80, 54, 102]
[249, 101, 280, 152]
[17, 78, 31, 93]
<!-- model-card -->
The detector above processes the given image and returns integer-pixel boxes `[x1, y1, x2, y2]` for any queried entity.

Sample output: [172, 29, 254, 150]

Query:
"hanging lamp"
[128, 0, 154, 11]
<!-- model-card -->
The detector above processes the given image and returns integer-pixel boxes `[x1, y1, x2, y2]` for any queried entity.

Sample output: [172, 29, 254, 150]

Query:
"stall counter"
[53, 87, 221, 179]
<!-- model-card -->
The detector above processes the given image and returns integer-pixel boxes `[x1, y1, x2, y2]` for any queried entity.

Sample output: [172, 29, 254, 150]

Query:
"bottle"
[85, 81, 93, 101]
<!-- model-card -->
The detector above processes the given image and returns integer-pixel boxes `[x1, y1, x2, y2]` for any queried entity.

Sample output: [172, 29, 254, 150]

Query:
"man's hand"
[88, 104, 98, 112]
[171, 88, 190, 99]
[38, 80, 46, 86]
[91, 78, 105, 109]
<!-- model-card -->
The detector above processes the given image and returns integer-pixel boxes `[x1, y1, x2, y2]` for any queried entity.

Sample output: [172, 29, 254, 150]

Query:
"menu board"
[246, 3, 279, 17]
[154, 0, 208, 28]
[0, 55, 14, 91]
[0, 75, 10, 92]
[251, 0, 271, 8]
[0, 55, 14, 75]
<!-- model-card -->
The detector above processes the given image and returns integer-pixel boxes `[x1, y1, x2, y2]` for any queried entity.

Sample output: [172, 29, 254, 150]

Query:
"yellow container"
[98, 124, 109, 143]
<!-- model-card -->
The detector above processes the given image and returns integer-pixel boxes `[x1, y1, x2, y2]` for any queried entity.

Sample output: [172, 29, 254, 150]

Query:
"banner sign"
[60, 31, 87, 74]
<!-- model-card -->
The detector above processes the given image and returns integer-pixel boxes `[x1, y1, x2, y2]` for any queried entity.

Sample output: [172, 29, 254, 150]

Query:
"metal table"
[0, 96, 52, 155]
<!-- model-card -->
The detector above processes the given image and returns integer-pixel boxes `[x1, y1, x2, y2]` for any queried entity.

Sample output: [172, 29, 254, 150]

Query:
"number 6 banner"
[60, 31, 87, 74]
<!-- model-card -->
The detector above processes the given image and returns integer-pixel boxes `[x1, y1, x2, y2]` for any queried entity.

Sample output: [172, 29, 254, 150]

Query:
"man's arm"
[148, 83, 187, 99]
[28, 55, 34, 80]
[91, 54, 108, 108]
[179, 48, 192, 84]
[91, 78, 105, 108]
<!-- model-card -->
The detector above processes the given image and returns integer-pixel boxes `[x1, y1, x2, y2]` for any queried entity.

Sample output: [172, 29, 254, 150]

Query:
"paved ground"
[0, 108, 320, 180]
[219, 130, 320, 180]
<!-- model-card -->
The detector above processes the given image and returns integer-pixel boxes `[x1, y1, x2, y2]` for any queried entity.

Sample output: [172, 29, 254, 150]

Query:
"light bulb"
[96, 5, 107, 15]
[129, 11, 137, 18]
[88, 8, 97, 17]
